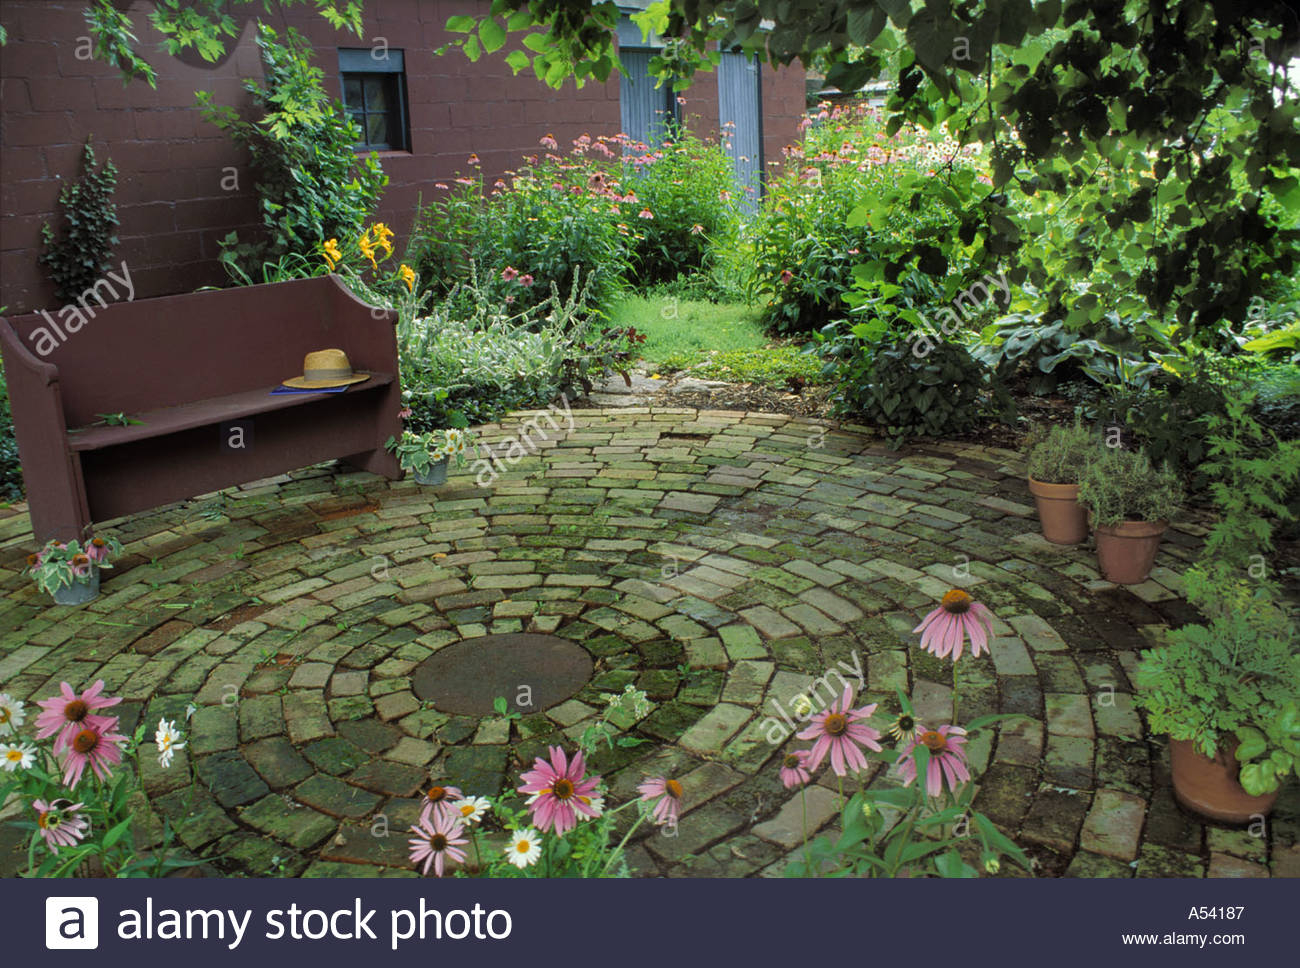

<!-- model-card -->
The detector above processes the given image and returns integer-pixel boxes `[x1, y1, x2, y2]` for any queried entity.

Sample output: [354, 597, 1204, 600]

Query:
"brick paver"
[0, 407, 1294, 878]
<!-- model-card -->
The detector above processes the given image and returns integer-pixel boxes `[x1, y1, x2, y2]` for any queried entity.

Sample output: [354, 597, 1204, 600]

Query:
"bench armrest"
[0, 316, 90, 541]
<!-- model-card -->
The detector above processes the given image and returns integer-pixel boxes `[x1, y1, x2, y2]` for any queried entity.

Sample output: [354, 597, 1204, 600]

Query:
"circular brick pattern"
[0, 406, 1295, 878]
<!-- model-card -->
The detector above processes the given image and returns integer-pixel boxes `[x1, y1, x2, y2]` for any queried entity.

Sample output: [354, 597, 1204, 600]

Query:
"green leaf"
[102, 817, 133, 850]
[505, 49, 530, 74]
[478, 19, 506, 53]
[1234, 726, 1267, 762]
[446, 16, 477, 33]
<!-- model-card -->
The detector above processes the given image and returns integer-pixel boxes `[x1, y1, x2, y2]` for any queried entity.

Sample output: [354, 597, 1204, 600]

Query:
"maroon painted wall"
[0, 0, 804, 314]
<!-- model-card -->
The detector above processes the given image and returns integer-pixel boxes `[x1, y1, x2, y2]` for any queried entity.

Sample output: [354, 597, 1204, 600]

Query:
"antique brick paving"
[0, 407, 1296, 878]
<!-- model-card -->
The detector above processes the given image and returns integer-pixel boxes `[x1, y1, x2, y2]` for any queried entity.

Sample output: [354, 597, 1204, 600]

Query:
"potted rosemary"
[1023, 420, 1101, 544]
[1078, 448, 1183, 583]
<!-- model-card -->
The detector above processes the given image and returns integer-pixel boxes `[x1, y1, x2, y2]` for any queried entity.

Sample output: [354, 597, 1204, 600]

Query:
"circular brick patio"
[0, 407, 1295, 877]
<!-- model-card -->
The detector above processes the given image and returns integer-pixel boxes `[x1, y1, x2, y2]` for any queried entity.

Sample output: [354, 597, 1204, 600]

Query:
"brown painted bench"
[0, 274, 403, 543]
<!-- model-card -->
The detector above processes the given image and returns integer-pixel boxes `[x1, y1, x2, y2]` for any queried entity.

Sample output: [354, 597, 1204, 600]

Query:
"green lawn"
[608, 294, 826, 385]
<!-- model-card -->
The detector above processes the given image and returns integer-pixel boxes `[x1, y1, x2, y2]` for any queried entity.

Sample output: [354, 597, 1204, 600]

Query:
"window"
[338, 48, 409, 151]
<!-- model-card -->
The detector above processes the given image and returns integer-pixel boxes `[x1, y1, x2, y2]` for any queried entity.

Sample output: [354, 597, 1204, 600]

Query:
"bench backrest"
[2, 275, 396, 427]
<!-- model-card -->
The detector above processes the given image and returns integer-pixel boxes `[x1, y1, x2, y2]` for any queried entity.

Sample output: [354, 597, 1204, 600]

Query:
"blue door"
[619, 48, 675, 149]
[718, 51, 762, 212]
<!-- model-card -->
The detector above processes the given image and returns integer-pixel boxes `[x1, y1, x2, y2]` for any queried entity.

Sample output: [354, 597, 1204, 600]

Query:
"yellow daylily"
[321, 238, 342, 270]
[399, 264, 416, 293]
[357, 231, 378, 269]
[370, 222, 395, 261]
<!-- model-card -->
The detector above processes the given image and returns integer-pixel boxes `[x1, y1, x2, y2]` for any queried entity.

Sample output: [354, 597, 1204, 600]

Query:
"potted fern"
[1024, 420, 1100, 544]
[1078, 448, 1182, 583]
[1134, 566, 1297, 822]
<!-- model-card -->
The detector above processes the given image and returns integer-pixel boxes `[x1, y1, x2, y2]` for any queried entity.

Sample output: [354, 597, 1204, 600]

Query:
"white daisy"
[505, 829, 541, 869]
[451, 795, 491, 825]
[0, 693, 25, 736]
[581, 795, 605, 819]
[155, 717, 186, 769]
[1, 741, 36, 771]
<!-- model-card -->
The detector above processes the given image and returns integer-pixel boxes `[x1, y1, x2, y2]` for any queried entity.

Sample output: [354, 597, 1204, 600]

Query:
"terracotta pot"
[1092, 518, 1167, 584]
[1170, 738, 1279, 824]
[1027, 477, 1087, 544]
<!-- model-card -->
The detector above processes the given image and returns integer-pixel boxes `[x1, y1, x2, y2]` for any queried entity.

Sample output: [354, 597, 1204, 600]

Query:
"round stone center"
[411, 634, 594, 717]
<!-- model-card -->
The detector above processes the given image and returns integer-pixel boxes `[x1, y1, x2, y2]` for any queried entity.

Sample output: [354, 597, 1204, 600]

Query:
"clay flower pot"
[1170, 738, 1279, 824]
[1028, 477, 1087, 544]
[1093, 518, 1167, 584]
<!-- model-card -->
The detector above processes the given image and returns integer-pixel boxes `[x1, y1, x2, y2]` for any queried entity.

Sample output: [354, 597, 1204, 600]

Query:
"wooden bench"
[0, 274, 403, 543]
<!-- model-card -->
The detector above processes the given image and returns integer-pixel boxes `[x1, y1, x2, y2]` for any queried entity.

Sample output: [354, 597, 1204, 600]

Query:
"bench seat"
[67, 373, 395, 451]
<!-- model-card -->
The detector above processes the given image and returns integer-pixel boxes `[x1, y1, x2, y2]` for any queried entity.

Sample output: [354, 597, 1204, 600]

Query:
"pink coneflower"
[796, 685, 882, 777]
[419, 783, 464, 825]
[913, 589, 996, 661]
[779, 269, 794, 285]
[588, 171, 607, 191]
[689, 223, 704, 235]
[61, 720, 126, 788]
[435, 182, 449, 189]
[467, 153, 480, 165]
[518, 746, 601, 835]
[637, 776, 683, 826]
[638, 208, 653, 220]
[539, 134, 558, 150]
[896, 725, 970, 797]
[519, 274, 534, 287]
[34, 799, 88, 853]
[408, 810, 468, 877]
[34, 680, 121, 753]
[70, 553, 92, 578]
[501, 266, 519, 282]
[454, 177, 474, 186]
[397, 406, 413, 420]
[85, 537, 110, 563]
[778, 750, 812, 789]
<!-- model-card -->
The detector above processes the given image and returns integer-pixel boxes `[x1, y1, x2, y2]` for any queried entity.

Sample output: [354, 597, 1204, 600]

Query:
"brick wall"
[0, 0, 805, 314]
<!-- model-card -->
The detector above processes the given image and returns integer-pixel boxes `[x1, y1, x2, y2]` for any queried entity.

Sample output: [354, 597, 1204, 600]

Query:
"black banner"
[4, 877, 1289, 965]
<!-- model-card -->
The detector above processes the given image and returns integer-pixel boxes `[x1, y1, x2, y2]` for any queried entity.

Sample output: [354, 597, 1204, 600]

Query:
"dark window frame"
[338, 48, 410, 152]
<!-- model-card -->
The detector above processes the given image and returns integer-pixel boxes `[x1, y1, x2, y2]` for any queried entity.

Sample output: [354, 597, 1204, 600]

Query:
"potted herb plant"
[1134, 566, 1297, 823]
[1024, 420, 1100, 544]
[1077, 448, 1183, 583]
[26, 535, 123, 605]
[385, 427, 475, 486]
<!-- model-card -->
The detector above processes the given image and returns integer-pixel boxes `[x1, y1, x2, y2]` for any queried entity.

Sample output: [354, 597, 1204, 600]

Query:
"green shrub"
[829, 338, 992, 445]
[748, 100, 987, 335]
[197, 24, 386, 271]
[626, 127, 741, 286]
[408, 136, 632, 316]
[1077, 448, 1183, 527]
[39, 138, 118, 305]
[0, 362, 23, 502]
[1024, 420, 1103, 484]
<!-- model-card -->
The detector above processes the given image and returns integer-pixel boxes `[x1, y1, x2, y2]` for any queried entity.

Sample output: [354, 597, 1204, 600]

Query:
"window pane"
[364, 77, 388, 112]
[343, 75, 362, 108]
[367, 113, 389, 146]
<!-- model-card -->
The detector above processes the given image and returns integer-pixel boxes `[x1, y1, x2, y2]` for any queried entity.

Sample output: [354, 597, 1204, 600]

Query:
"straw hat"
[281, 348, 370, 389]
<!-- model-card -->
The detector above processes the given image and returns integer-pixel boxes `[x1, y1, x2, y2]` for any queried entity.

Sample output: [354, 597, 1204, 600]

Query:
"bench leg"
[27, 455, 94, 545]
[343, 447, 402, 481]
